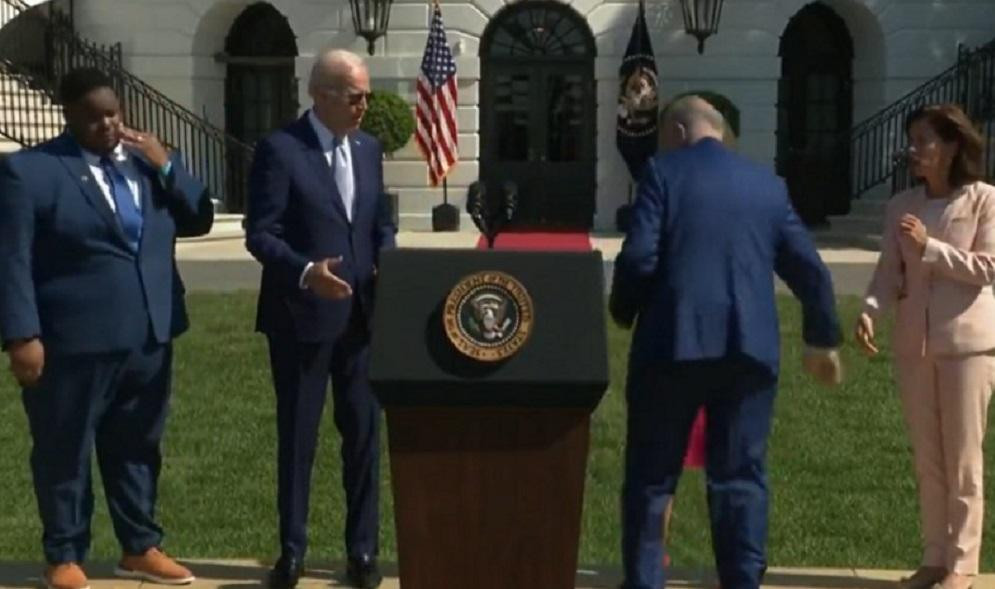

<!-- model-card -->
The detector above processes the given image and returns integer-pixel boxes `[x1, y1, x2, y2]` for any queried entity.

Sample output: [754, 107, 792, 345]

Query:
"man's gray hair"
[308, 48, 366, 92]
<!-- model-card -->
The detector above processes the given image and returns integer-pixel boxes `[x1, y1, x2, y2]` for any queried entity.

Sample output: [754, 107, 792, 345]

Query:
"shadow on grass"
[0, 562, 156, 588]
[566, 568, 902, 589]
[763, 571, 897, 589]
[0, 560, 275, 588]
[205, 560, 400, 588]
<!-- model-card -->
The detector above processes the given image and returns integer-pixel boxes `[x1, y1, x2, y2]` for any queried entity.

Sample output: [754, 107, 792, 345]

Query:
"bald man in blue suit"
[610, 96, 842, 589]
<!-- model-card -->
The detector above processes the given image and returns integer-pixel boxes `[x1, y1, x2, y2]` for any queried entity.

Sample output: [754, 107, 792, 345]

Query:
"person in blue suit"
[610, 96, 843, 589]
[245, 48, 396, 589]
[0, 68, 213, 589]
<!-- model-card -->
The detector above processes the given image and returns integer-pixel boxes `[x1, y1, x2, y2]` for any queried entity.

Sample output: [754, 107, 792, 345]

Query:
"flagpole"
[435, 0, 448, 208]
[422, 0, 459, 230]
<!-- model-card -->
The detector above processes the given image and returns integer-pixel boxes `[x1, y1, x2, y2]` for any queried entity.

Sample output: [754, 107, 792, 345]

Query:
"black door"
[225, 64, 298, 146]
[223, 2, 299, 146]
[776, 2, 853, 225]
[480, 2, 596, 229]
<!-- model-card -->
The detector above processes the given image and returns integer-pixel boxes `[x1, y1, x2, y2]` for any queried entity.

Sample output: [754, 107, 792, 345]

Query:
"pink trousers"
[895, 353, 994, 574]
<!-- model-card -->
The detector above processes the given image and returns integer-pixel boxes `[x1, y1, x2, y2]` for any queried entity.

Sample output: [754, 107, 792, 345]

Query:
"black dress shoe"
[267, 554, 303, 589]
[345, 555, 382, 589]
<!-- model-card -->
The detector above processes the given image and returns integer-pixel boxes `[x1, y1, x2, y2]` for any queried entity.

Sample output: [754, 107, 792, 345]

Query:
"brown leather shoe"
[115, 547, 194, 585]
[43, 562, 89, 589]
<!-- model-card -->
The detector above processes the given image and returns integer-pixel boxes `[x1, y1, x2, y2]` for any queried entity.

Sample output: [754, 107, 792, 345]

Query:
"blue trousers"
[266, 315, 380, 561]
[21, 336, 171, 564]
[621, 357, 776, 589]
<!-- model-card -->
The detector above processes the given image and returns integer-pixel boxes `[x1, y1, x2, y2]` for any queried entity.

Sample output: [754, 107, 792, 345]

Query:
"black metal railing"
[850, 38, 995, 198]
[0, 0, 253, 211]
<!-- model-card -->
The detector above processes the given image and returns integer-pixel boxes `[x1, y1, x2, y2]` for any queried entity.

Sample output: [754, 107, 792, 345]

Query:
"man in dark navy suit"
[611, 96, 843, 589]
[245, 48, 396, 589]
[0, 68, 213, 589]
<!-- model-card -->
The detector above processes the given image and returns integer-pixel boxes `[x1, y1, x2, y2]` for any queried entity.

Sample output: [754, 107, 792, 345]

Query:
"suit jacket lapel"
[134, 159, 154, 251]
[297, 116, 351, 225]
[54, 134, 131, 248]
[350, 135, 364, 226]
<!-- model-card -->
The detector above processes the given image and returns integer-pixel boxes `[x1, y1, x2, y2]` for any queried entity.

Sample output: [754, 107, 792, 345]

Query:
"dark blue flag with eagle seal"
[616, 0, 658, 182]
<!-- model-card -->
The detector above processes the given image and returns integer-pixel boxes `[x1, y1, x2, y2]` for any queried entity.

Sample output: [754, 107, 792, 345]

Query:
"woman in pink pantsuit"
[857, 104, 995, 589]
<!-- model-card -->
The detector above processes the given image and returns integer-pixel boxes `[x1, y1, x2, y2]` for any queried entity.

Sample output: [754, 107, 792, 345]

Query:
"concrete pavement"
[176, 229, 879, 295]
[2, 561, 991, 589]
[178, 219, 881, 263]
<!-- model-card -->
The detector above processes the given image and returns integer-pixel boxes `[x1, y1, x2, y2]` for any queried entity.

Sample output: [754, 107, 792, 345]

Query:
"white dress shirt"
[307, 109, 355, 220]
[300, 110, 357, 289]
[81, 143, 142, 213]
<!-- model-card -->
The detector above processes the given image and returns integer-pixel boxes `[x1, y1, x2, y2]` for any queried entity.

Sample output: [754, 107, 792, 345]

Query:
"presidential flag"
[616, 0, 658, 181]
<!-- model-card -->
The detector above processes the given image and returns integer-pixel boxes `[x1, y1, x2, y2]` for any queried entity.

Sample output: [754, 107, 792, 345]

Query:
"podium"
[370, 249, 609, 589]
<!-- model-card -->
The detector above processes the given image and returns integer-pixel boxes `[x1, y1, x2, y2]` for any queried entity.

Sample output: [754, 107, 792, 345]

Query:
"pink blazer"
[864, 181, 995, 359]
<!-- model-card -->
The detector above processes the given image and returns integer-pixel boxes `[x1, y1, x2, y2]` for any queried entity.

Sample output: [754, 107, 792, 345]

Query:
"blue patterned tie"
[99, 156, 142, 251]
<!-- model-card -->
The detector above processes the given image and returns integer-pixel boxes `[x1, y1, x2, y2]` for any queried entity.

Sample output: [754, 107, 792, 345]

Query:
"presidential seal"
[443, 271, 534, 362]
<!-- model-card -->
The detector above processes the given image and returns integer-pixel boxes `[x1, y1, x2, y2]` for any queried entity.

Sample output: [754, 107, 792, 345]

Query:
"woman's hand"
[855, 312, 879, 356]
[899, 214, 928, 256]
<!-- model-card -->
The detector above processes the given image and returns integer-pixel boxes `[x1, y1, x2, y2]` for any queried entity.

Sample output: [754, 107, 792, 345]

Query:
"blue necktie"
[99, 156, 142, 251]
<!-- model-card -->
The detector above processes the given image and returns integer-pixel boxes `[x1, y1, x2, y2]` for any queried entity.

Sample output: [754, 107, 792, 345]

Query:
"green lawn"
[0, 293, 992, 571]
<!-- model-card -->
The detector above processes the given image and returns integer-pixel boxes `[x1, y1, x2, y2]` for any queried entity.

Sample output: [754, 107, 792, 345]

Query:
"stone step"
[0, 68, 56, 94]
[0, 68, 64, 148]
[0, 127, 61, 144]
[834, 213, 884, 225]
[0, 137, 22, 154]
[177, 213, 245, 242]
[0, 107, 63, 126]
[390, 187, 468, 217]
[815, 196, 888, 252]
[0, 103, 61, 117]
[825, 217, 884, 236]
[848, 197, 888, 216]
[0, 85, 57, 103]
[398, 211, 474, 232]
[811, 228, 882, 251]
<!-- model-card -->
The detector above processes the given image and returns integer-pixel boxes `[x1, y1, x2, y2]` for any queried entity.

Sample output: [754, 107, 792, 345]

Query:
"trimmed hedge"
[360, 89, 415, 155]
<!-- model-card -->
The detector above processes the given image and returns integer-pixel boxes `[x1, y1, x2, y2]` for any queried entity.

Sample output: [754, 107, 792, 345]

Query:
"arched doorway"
[223, 3, 298, 146]
[776, 2, 853, 225]
[479, 1, 596, 229]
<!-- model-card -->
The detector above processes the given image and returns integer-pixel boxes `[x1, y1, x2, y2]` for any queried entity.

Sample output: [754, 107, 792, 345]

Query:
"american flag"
[415, 2, 458, 187]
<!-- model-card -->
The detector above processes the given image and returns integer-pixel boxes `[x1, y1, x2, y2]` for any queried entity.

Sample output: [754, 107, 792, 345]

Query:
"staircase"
[0, 71, 63, 156]
[821, 37, 995, 250]
[0, 0, 254, 211]
[0, 0, 51, 155]
[813, 198, 886, 250]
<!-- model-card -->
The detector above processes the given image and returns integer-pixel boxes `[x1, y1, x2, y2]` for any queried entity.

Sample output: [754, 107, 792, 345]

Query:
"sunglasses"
[334, 90, 373, 106]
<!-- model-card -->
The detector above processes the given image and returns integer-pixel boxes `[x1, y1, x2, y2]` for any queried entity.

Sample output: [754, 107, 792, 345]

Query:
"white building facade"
[20, 0, 995, 229]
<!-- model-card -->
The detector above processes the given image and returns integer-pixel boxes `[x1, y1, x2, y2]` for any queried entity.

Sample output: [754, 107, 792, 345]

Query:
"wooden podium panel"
[370, 250, 609, 588]
[386, 407, 590, 589]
